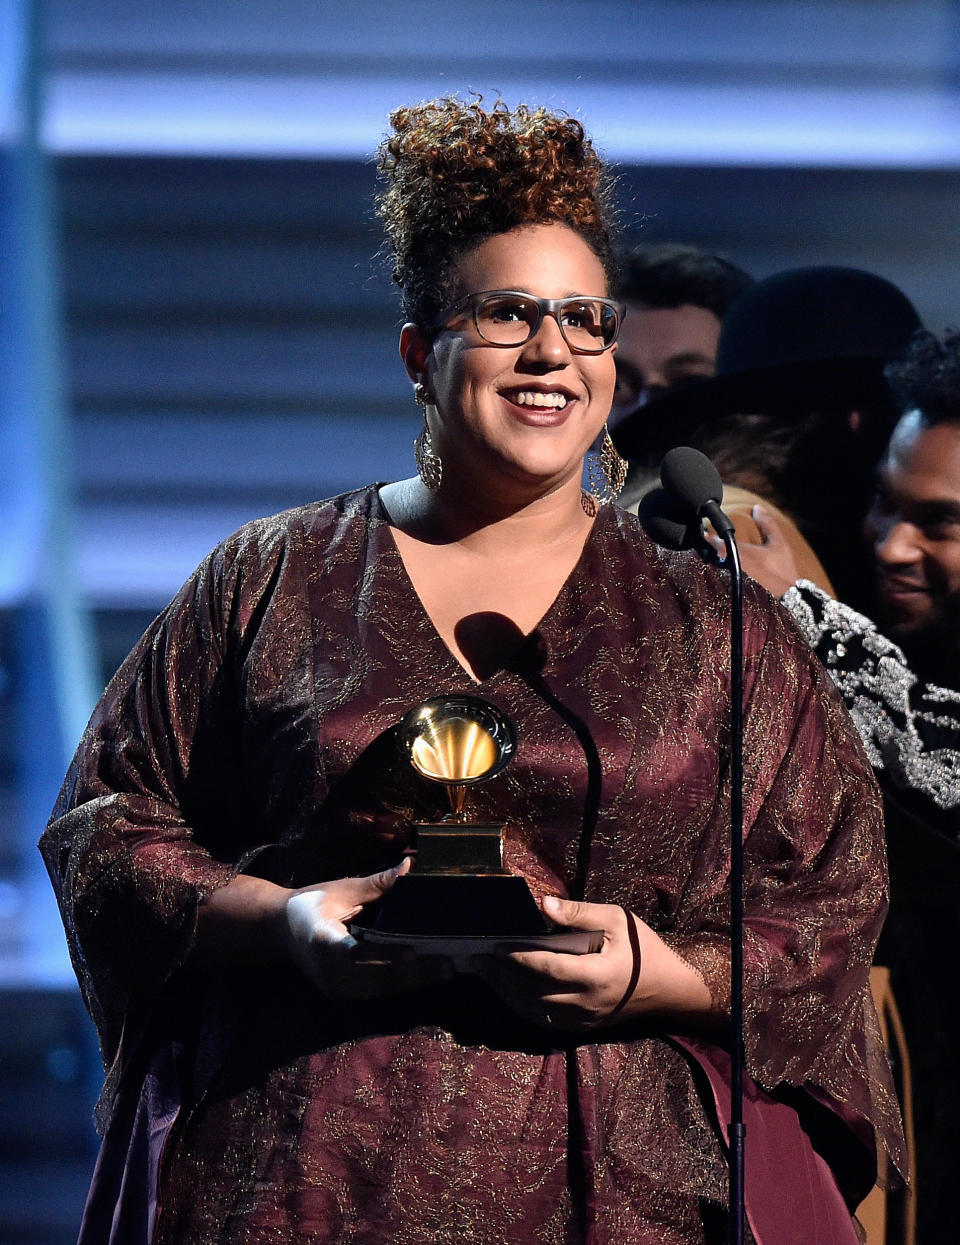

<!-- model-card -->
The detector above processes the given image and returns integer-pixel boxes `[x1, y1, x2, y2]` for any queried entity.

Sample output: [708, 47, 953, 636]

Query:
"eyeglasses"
[434, 290, 625, 354]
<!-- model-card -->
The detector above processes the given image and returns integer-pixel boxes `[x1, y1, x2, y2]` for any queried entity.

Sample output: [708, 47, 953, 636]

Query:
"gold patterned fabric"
[41, 487, 900, 1243]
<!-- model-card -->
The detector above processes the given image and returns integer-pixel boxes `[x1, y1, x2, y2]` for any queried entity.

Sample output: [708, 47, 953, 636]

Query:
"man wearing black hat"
[614, 265, 923, 615]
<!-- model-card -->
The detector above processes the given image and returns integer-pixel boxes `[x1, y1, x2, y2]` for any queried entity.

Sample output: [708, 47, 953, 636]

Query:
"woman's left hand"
[735, 505, 803, 598]
[472, 894, 717, 1031]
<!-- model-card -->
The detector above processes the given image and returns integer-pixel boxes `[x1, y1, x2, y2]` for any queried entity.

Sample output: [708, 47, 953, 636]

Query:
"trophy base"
[372, 872, 548, 937]
[350, 924, 604, 970]
[359, 818, 605, 963]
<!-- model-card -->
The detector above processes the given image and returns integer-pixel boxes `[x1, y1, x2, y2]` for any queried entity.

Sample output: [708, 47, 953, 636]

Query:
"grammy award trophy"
[356, 696, 602, 960]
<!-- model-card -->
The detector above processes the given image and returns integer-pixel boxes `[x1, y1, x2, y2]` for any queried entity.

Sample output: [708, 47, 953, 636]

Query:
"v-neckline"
[373, 488, 605, 686]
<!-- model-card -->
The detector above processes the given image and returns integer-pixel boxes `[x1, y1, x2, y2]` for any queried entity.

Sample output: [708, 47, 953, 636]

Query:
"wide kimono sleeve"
[657, 573, 903, 1192]
[39, 522, 288, 1112]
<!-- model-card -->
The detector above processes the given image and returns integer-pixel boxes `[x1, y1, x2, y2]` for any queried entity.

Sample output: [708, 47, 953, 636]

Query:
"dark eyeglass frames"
[433, 290, 625, 354]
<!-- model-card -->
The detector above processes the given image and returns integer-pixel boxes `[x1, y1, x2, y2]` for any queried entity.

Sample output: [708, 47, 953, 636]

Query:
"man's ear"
[400, 323, 432, 385]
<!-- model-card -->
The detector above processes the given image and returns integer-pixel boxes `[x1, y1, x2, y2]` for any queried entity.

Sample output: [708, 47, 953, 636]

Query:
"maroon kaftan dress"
[41, 487, 901, 1244]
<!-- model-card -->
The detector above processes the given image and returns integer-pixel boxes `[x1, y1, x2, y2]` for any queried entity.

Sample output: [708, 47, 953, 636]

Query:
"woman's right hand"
[197, 858, 454, 999]
[283, 858, 455, 999]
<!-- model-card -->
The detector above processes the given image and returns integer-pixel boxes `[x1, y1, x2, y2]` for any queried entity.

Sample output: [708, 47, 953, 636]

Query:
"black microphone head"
[660, 447, 724, 517]
[639, 487, 703, 551]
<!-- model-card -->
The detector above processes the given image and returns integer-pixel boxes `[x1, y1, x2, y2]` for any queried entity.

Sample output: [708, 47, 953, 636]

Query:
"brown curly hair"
[376, 97, 619, 327]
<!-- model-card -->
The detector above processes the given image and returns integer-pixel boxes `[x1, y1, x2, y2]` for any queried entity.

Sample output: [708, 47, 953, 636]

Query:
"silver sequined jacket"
[782, 580, 960, 819]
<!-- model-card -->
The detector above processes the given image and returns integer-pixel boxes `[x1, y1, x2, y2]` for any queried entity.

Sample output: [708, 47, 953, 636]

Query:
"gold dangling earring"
[413, 382, 442, 492]
[586, 423, 627, 505]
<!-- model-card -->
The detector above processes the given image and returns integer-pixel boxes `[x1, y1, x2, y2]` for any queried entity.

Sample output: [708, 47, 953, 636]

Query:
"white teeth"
[512, 391, 568, 409]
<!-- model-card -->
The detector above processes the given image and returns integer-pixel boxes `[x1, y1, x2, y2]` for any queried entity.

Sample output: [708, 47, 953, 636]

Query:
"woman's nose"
[523, 312, 571, 363]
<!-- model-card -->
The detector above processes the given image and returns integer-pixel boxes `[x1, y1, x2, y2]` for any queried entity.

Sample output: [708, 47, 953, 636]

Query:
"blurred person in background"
[738, 329, 960, 1245]
[610, 242, 753, 430]
[613, 265, 923, 615]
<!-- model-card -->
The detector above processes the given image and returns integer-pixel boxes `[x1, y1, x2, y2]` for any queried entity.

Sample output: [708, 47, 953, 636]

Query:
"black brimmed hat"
[613, 265, 922, 458]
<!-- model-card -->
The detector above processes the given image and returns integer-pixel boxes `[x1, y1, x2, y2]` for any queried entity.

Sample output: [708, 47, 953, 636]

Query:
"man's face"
[610, 302, 721, 421]
[864, 411, 960, 636]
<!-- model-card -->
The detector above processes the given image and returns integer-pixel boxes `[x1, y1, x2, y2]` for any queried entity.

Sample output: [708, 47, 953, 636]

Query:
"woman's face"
[410, 223, 617, 498]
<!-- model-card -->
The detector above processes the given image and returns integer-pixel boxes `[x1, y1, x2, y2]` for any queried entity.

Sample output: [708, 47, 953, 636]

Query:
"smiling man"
[736, 330, 960, 1244]
[861, 331, 960, 1245]
[866, 335, 960, 683]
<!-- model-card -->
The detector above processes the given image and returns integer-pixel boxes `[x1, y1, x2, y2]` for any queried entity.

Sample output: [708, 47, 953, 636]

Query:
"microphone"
[638, 487, 704, 552]
[659, 446, 735, 538]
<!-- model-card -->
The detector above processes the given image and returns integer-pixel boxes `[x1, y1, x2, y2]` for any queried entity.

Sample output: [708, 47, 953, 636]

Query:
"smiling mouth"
[879, 576, 929, 598]
[877, 578, 934, 620]
[501, 388, 575, 412]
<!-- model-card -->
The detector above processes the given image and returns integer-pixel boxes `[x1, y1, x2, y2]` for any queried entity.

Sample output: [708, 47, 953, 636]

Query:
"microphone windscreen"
[660, 447, 724, 516]
[639, 487, 703, 551]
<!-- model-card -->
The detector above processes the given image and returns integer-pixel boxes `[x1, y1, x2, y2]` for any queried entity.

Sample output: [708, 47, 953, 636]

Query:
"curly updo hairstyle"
[377, 97, 619, 329]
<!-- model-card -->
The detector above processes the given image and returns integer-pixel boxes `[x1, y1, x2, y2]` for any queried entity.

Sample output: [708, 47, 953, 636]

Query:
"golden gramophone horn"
[399, 697, 516, 815]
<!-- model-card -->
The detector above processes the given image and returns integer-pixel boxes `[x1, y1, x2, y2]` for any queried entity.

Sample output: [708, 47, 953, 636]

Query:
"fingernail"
[542, 895, 561, 915]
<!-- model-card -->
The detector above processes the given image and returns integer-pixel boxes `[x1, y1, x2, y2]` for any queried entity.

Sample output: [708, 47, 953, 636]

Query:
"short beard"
[888, 589, 960, 688]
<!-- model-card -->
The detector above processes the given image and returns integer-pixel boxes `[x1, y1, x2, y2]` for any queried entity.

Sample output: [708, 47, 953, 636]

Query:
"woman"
[43, 99, 899, 1244]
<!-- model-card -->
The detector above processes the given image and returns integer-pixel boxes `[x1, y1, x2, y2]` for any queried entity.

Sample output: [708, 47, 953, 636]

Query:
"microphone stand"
[698, 502, 745, 1245]
[714, 524, 746, 1245]
[641, 459, 746, 1244]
